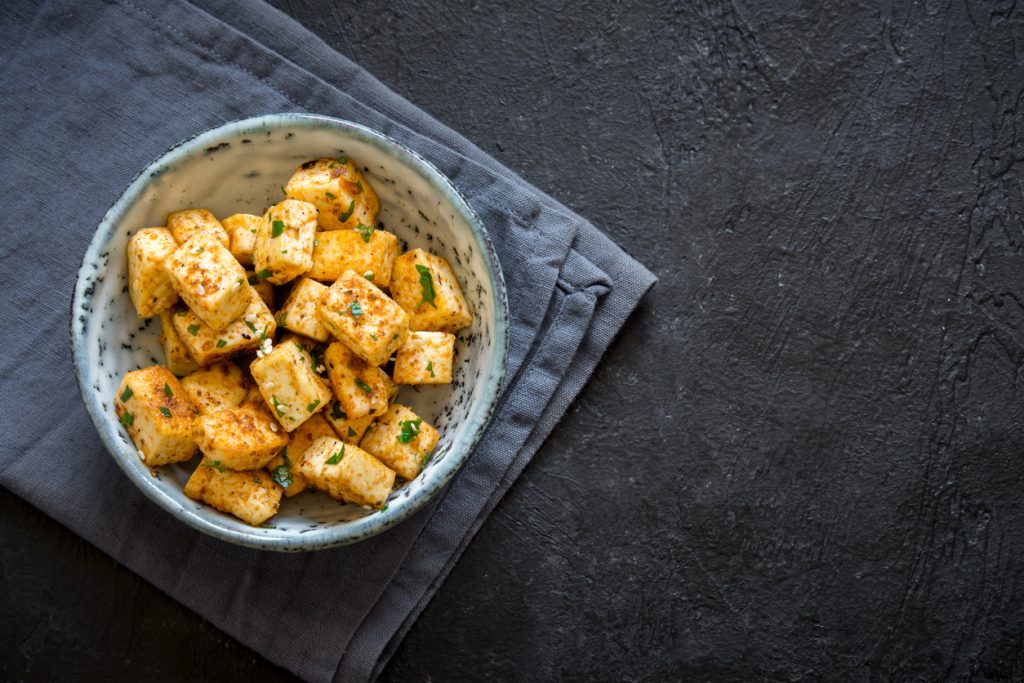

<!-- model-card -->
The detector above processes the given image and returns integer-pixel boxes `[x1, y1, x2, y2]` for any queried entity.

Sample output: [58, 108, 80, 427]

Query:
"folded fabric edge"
[345, 245, 657, 681]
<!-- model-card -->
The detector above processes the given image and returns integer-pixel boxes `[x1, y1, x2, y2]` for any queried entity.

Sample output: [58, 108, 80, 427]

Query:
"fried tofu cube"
[180, 362, 248, 415]
[307, 229, 400, 287]
[267, 412, 334, 497]
[284, 157, 381, 231]
[297, 437, 395, 507]
[126, 227, 179, 318]
[249, 338, 333, 432]
[114, 366, 199, 466]
[166, 234, 250, 331]
[390, 249, 473, 333]
[323, 399, 376, 444]
[158, 311, 199, 376]
[359, 403, 439, 481]
[323, 341, 392, 419]
[192, 407, 288, 470]
[253, 199, 317, 285]
[276, 277, 330, 342]
[317, 271, 409, 366]
[171, 287, 276, 365]
[393, 331, 455, 384]
[184, 460, 282, 526]
[166, 208, 230, 247]
[223, 213, 262, 266]
[246, 271, 275, 308]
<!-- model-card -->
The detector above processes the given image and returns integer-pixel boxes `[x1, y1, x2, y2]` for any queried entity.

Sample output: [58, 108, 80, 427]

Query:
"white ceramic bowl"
[71, 114, 508, 551]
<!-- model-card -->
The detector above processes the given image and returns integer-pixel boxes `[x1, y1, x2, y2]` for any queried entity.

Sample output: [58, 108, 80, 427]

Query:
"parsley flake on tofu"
[330, 402, 346, 420]
[120, 387, 133, 402]
[426, 361, 435, 378]
[347, 427, 357, 437]
[272, 448, 292, 488]
[380, 504, 389, 512]
[120, 412, 134, 426]
[397, 418, 423, 443]
[201, 460, 227, 472]
[247, 274, 260, 285]
[187, 324, 200, 336]
[159, 406, 172, 418]
[256, 268, 273, 280]
[348, 300, 364, 317]
[216, 339, 228, 348]
[271, 219, 286, 238]
[338, 199, 356, 222]
[325, 191, 336, 199]
[364, 271, 374, 281]
[277, 312, 288, 328]
[163, 383, 173, 397]
[336, 155, 348, 165]
[306, 399, 321, 412]
[355, 223, 374, 243]
[325, 445, 346, 465]
[354, 377, 373, 394]
[415, 264, 437, 309]
[270, 395, 288, 417]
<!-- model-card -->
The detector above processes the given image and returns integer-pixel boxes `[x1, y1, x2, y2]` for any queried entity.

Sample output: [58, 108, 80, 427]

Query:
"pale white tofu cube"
[359, 403, 440, 480]
[126, 227, 179, 318]
[166, 208, 230, 247]
[158, 311, 199, 376]
[296, 436, 395, 508]
[323, 341, 393, 419]
[184, 460, 282, 526]
[390, 249, 473, 333]
[284, 157, 380, 231]
[317, 270, 409, 367]
[166, 233, 250, 331]
[252, 199, 317, 285]
[114, 366, 199, 466]
[170, 287, 275, 366]
[307, 229, 399, 287]
[192, 406, 288, 470]
[392, 331, 455, 384]
[180, 362, 248, 415]
[276, 277, 330, 342]
[222, 213, 262, 266]
[249, 338, 333, 432]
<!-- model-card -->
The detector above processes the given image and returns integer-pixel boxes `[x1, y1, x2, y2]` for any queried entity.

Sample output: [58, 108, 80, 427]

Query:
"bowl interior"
[72, 115, 506, 550]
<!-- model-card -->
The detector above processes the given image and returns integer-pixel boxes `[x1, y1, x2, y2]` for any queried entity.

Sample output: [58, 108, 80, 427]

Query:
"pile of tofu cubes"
[113, 157, 473, 526]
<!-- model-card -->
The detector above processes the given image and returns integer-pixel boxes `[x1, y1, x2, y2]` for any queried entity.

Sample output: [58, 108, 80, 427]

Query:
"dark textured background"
[4, 0, 1024, 680]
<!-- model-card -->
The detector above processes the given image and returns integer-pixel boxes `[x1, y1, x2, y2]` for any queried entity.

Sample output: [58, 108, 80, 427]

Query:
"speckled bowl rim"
[70, 113, 509, 551]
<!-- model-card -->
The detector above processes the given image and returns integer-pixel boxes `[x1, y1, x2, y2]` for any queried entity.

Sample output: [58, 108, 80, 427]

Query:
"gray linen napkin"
[0, 1, 656, 681]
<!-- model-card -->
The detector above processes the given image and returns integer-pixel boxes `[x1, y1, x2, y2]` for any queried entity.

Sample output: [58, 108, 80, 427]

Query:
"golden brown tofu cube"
[166, 208, 230, 247]
[114, 366, 199, 466]
[393, 331, 455, 384]
[359, 403, 439, 480]
[323, 399, 376, 444]
[284, 157, 381, 231]
[267, 412, 334, 497]
[166, 234, 250, 331]
[158, 311, 200, 376]
[307, 229, 400, 287]
[171, 287, 276, 366]
[253, 199, 317, 285]
[184, 460, 282, 526]
[323, 341, 392, 419]
[390, 249, 473, 333]
[276, 277, 330, 342]
[126, 227, 179, 318]
[245, 270, 275, 308]
[317, 270, 409, 367]
[192, 407, 288, 470]
[249, 338, 333, 432]
[222, 213, 262, 266]
[180, 362, 248, 415]
[297, 436, 395, 507]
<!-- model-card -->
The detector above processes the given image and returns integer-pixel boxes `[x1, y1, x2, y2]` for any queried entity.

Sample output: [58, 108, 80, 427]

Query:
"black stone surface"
[4, 0, 1024, 680]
